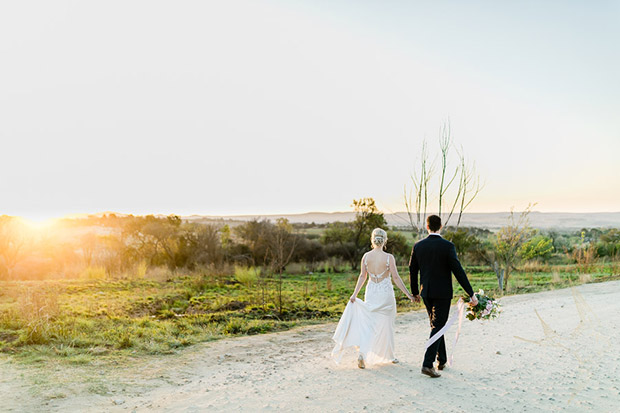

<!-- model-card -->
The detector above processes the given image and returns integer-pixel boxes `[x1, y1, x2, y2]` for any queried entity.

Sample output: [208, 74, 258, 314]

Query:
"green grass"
[1, 263, 618, 364]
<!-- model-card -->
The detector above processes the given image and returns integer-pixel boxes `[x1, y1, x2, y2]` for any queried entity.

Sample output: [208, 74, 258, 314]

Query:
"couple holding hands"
[331, 214, 478, 378]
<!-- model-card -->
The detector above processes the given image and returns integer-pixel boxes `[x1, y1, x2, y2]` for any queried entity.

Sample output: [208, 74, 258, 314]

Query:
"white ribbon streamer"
[423, 298, 466, 367]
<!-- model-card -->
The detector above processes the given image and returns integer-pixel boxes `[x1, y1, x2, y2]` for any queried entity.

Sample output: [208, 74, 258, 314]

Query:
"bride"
[331, 228, 418, 368]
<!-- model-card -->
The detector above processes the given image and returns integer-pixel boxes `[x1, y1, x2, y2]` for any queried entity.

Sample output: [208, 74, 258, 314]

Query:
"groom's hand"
[469, 295, 478, 306]
[413, 295, 421, 303]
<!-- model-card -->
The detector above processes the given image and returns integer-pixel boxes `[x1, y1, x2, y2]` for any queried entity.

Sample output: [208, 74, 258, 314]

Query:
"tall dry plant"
[403, 120, 483, 239]
[569, 244, 597, 274]
[17, 288, 60, 345]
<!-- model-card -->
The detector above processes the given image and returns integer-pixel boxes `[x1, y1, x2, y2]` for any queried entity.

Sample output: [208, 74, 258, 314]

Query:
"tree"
[350, 198, 387, 267]
[385, 231, 410, 262]
[141, 215, 183, 267]
[403, 120, 483, 238]
[265, 218, 298, 316]
[80, 232, 99, 267]
[442, 227, 490, 264]
[519, 235, 554, 261]
[322, 198, 387, 269]
[118, 215, 187, 269]
[293, 236, 326, 266]
[185, 223, 223, 267]
[99, 233, 126, 274]
[266, 218, 298, 274]
[234, 219, 274, 266]
[596, 228, 620, 257]
[476, 206, 535, 292]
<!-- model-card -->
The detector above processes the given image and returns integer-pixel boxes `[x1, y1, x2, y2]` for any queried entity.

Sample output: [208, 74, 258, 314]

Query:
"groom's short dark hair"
[427, 215, 441, 232]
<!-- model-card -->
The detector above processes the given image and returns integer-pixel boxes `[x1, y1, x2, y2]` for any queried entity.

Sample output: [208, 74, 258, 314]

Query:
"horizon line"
[11, 209, 619, 222]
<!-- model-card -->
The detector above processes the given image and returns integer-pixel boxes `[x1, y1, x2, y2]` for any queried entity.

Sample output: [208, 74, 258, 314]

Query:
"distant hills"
[184, 211, 620, 230]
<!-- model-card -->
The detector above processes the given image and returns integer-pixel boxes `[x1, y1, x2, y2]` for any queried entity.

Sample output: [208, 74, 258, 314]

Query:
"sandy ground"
[2, 280, 620, 412]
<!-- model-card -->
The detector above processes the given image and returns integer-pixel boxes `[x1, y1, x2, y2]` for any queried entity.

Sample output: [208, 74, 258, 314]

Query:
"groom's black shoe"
[421, 367, 441, 378]
[437, 362, 447, 371]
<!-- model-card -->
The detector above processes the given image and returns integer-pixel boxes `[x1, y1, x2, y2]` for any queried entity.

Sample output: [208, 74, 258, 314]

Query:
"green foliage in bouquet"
[462, 289, 501, 321]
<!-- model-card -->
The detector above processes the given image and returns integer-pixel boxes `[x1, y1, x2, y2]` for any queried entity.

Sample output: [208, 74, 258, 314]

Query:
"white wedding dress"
[331, 254, 397, 366]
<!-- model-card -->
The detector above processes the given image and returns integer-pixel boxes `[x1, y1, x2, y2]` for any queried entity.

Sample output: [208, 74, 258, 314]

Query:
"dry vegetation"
[1, 261, 618, 364]
[0, 210, 618, 364]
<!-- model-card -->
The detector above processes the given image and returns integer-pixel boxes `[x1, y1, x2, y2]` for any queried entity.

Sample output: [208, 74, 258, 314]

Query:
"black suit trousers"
[422, 297, 452, 368]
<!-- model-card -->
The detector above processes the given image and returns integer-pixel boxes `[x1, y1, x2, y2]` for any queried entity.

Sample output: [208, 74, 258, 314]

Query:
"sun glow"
[19, 217, 57, 232]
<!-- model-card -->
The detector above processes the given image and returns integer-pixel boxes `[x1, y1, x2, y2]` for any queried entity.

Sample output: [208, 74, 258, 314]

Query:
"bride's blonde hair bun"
[371, 228, 388, 249]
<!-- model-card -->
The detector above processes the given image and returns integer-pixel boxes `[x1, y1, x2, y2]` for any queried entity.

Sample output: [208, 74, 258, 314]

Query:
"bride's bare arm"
[349, 256, 368, 302]
[389, 254, 416, 301]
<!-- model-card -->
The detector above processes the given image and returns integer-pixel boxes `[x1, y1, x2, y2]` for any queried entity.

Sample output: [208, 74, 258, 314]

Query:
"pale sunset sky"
[1, 1, 619, 222]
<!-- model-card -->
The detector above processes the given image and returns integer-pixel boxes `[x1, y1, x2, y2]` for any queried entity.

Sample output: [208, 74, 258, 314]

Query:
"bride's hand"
[349, 295, 356, 303]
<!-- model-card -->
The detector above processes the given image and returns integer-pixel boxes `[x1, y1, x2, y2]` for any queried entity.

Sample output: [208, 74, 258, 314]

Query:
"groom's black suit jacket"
[409, 234, 474, 299]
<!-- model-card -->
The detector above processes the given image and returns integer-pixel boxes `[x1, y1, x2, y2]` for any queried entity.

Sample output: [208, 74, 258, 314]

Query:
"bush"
[116, 333, 134, 349]
[222, 319, 245, 335]
[233, 266, 259, 287]
[135, 260, 148, 278]
[145, 266, 173, 282]
[285, 263, 307, 275]
[81, 266, 107, 280]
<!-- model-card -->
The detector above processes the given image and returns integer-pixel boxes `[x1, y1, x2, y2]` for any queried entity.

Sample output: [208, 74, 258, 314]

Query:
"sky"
[1, 0, 619, 221]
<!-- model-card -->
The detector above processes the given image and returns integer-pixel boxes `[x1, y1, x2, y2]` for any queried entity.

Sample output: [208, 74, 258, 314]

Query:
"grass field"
[1, 263, 618, 365]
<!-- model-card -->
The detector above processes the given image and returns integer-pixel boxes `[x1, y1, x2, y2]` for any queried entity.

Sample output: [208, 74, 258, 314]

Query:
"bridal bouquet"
[462, 289, 501, 320]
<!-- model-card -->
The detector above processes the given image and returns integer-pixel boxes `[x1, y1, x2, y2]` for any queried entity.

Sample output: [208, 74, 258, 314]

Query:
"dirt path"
[2, 281, 620, 412]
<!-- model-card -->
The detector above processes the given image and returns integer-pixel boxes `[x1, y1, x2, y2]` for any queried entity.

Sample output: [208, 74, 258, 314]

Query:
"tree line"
[0, 198, 409, 281]
[1, 205, 618, 292]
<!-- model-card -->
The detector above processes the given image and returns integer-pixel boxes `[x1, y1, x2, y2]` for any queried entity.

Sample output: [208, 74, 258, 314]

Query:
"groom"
[409, 215, 478, 378]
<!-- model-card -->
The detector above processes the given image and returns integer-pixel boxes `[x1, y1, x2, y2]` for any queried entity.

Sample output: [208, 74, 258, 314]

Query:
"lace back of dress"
[365, 254, 390, 283]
